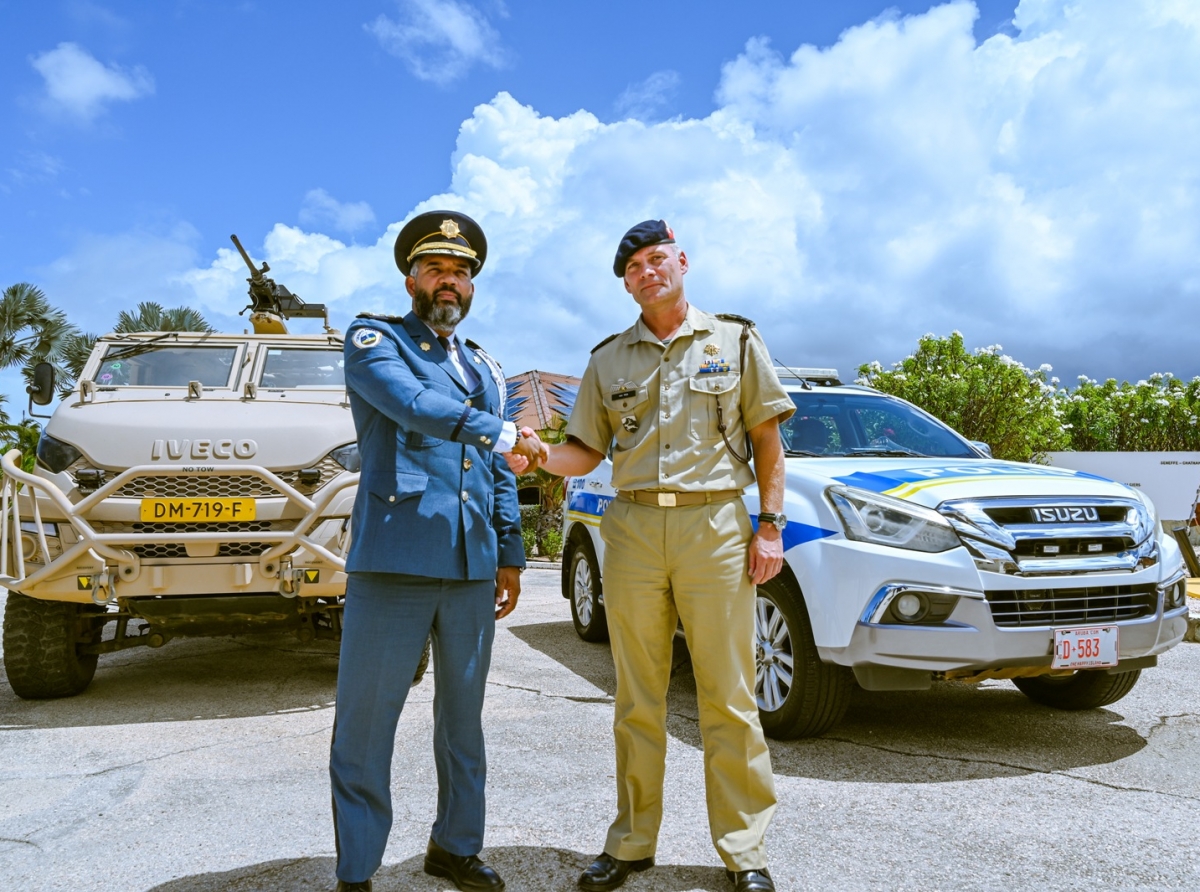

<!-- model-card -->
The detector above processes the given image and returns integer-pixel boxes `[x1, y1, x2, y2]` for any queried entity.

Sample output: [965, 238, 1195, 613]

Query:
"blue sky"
[2, 0, 1198, 397]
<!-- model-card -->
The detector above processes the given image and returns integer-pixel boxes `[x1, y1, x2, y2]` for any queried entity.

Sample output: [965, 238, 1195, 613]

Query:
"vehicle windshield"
[259, 348, 345, 389]
[95, 344, 238, 387]
[781, 390, 979, 458]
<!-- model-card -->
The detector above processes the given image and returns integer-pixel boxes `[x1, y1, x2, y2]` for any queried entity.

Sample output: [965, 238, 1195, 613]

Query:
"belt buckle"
[657, 492, 677, 507]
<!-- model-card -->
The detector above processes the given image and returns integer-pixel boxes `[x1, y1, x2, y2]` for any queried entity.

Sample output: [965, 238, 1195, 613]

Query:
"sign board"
[1045, 452, 1200, 520]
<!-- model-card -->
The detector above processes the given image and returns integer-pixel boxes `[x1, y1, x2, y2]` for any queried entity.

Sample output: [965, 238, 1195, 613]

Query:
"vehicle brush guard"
[0, 448, 358, 601]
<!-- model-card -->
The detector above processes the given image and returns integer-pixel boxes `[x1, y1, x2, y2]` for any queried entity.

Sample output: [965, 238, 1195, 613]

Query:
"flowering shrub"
[858, 334, 1200, 458]
[857, 332, 1068, 462]
[1060, 374, 1200, 451]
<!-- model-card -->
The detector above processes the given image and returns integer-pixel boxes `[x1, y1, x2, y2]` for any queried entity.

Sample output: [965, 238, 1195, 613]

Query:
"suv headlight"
[826, 485, 960, 553]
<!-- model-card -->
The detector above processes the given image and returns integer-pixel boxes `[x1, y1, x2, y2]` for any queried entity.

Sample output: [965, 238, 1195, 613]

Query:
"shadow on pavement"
[142, 848, 730, 892]
[0, 632, 341, 730]
[512, 620, 1146, 782]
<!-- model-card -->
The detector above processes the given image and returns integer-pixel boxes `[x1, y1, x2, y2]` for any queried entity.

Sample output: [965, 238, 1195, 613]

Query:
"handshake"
[504, 426, 550, 475]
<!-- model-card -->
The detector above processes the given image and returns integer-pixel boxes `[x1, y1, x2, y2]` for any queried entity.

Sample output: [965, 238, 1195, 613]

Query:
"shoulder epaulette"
[715, 313, 755, 327]
[464, 338, 483, 351]
[356, 312, 404, 322]
[591, 333, 620, 354]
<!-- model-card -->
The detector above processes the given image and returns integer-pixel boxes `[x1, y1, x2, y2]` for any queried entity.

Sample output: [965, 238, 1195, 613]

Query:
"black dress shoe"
[424, 838, 505, 891]
[578, 852, 655, 891]
[334, 881, 372, 892]
[726, 868, 775, 892]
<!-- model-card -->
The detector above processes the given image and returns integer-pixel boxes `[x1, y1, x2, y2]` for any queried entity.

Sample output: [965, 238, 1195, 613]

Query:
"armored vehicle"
[0, 237, 371, 698]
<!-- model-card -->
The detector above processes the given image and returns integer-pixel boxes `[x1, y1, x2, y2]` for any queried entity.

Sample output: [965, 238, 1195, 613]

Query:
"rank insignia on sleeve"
[420, 342, 432, 352]
[351, 329, 381, 349]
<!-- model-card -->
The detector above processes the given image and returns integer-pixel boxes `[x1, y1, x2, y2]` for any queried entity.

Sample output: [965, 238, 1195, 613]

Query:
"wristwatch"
[758, 512, 787, 531]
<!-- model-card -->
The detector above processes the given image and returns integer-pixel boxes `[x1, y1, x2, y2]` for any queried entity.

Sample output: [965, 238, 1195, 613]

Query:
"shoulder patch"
[715, 313, 755, 328]
[356, 312, 404, 322]
[350, 328, 382, 349]
[591, 333, 620, 354]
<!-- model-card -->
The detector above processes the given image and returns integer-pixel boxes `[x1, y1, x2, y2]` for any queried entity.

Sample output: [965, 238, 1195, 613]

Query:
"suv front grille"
[940, 496, 1156, 575]
[987, 583, 1157, 627]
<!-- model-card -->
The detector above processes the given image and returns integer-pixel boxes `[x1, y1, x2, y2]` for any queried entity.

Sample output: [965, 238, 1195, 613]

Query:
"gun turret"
[231, 234, 331, 333]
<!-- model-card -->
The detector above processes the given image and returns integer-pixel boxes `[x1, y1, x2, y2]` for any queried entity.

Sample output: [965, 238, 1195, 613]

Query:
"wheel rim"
[755, 594, 794, 713]
[573, 557, 594, 626]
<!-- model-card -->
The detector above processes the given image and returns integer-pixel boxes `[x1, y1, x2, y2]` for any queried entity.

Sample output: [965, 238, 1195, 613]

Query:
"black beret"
[394, 210, 487, 276]
[613, 219, 676, 277]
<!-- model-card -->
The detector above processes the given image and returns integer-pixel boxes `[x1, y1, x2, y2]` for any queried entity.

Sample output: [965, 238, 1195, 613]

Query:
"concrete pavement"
[1, 567, 1199, 891]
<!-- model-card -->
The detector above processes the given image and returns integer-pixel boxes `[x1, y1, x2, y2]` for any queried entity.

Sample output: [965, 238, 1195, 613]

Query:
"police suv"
[0, 240, 375, 699]
[561, 368, 1191, 738]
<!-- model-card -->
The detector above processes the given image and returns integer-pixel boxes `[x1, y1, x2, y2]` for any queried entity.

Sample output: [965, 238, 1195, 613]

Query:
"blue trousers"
[329, 572, 496, 883]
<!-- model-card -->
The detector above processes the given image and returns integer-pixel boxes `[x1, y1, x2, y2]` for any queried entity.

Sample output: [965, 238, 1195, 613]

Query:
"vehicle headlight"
[36, 434, 82, 474]
[331, 443, 360, 473]
[826, 485, 960, 553]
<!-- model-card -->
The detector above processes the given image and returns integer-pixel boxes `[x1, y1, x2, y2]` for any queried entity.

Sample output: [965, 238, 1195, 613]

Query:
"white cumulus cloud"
[366, 0, 507, 83]
[29, 42, 154, 122]
[299, 189, 377, 234]
[169, 0, 1200, 385]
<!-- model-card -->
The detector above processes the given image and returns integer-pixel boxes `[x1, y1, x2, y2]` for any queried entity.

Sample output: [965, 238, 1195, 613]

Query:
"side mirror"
[28, 362, 56, 407]
[970, 440, 993, 458]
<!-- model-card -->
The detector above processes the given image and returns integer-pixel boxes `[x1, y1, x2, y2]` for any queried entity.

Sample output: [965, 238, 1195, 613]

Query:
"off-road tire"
[755, 573, 853, 739]
[1013, 669, 1141, 710]
[3, 593, 102, 699]
[568, 540, 608, 642]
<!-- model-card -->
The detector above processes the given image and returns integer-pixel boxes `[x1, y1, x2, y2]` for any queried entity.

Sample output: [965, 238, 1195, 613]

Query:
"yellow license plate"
[139, 498, 257, 522]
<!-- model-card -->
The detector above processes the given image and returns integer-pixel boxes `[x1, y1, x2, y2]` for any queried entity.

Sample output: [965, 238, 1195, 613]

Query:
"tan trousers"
[599, 497, 776, 871]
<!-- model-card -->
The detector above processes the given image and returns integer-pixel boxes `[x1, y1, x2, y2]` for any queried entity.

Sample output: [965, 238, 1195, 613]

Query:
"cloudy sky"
[2, 0, 1197, 395]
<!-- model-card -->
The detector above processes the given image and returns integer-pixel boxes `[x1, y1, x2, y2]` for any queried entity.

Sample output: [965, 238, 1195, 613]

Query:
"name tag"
[610, 389, 637, 401]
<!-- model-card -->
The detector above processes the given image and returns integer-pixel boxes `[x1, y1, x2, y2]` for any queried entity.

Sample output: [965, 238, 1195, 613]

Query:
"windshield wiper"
[783, 449, 823, 457]
[101, 332, 179, 361]
[847, 447, 926, 457]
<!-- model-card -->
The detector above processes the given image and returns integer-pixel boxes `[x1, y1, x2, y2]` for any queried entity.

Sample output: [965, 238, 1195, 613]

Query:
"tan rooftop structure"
[505, 370, 580, 432]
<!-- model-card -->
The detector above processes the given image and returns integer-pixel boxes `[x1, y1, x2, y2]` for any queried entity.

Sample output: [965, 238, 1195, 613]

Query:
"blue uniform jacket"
[343, 311, 525, 580]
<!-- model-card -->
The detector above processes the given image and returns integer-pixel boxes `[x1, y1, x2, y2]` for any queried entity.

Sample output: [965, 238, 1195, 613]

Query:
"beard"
[413, 283, 473, 331]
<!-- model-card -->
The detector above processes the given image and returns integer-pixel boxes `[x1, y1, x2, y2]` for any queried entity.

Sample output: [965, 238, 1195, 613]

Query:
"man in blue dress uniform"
[329, 211, 535, 892]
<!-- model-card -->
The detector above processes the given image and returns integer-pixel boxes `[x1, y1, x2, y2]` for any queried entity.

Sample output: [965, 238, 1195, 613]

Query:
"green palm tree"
[114, 301, 213, 334]
[0, 284, 81, 424]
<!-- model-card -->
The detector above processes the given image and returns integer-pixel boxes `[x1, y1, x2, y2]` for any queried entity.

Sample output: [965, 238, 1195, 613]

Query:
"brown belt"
[617, 489, 743, 508]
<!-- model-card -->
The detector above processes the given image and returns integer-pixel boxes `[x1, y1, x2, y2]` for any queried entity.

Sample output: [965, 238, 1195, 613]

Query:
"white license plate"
[1052, 625, 1119, 669]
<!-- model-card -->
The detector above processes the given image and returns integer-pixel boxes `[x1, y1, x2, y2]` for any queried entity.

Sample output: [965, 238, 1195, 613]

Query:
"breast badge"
[351, 329, 381, 349]
[698, 357, 730, 374]
[621, 415, 639, 433]
[420, 342, 432, 352]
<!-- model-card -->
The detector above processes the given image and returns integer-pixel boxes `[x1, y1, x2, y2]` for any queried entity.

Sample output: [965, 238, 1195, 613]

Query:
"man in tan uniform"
[532, 220, 794, 892]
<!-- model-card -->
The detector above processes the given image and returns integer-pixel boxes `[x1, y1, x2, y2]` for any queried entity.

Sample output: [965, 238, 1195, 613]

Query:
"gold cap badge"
[440, 220, 461, 239]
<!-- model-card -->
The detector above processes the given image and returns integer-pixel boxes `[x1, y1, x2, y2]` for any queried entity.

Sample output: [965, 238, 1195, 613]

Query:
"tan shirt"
[567, 304, 795, 492]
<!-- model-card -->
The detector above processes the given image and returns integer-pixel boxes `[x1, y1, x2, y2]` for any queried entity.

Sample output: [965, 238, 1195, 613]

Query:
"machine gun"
[231, 234, 332, 334]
